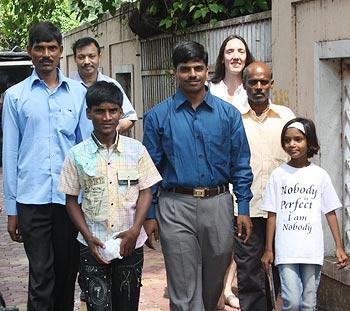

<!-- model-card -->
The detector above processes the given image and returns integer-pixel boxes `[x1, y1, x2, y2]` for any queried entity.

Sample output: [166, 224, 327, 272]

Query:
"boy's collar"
[91, 132, 122, 152]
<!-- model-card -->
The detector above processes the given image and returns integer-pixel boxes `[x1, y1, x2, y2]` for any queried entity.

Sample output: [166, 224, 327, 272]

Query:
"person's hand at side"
[8, 215, 23, 242]
[261, 250, 274, 273]
[335, 247, 348, 269]
[237, 215, 253, 243]
[143, 219, 159, 249]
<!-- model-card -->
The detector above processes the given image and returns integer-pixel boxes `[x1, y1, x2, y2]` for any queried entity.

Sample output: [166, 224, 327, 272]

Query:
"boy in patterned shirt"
[58, 81, 162, 311]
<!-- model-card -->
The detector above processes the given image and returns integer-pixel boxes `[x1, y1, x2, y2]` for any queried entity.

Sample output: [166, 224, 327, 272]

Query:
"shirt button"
[111, 203, 114, 206]
[108, 162, 111, 165]
[199, 154, 203, 158]
[201, 174, 205, 177]
[111, 224, 114, 228]
[109, 181, 112, 184]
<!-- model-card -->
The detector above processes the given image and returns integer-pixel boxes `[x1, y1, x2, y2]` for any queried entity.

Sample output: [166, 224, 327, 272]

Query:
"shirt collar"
[72, 70, 102, 87]
[30, 68, 69, 91]
[218, 80, 245, 95]
[90, 132, 123, 153]
[173, 87, 215, 111]
[240, 99, 280, 116]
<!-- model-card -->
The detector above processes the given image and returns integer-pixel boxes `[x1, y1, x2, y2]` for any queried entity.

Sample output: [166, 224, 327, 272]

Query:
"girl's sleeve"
[260, 173, 278, 213]
[321, 172, 342, 214]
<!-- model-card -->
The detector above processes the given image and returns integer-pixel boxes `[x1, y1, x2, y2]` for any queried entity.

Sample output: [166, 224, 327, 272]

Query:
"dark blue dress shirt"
[143, 89, 253, 217]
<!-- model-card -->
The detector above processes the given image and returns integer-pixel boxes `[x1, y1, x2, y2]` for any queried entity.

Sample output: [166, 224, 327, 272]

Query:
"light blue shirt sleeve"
[111, 79, 138, 121]
[76, 97, 93, 142]
[2, 91, 20, 215]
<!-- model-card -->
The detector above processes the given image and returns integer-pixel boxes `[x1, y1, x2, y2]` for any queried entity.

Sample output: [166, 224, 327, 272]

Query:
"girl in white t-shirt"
[261, 117, 348, 310]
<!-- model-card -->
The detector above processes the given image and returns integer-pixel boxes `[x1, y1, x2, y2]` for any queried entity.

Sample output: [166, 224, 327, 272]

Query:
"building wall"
[272, 3, 350, 304]
[272, 0, 350, 255]
[62, 12, 272, 140]
[140, 11, 272, 113]
[61, 14, 143, 139]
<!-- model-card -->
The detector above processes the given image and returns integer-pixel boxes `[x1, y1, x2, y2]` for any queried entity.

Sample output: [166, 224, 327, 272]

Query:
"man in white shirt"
[71, 37, 138, 133]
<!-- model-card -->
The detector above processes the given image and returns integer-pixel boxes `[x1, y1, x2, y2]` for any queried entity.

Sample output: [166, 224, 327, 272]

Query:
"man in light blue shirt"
[71, 37, 138, 133]
[2, 22, 92, 311]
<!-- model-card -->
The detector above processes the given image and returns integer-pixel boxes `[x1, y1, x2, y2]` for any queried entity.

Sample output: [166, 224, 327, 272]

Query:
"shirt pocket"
[208, 133, 230, 166]
[57, 107, 78, 136]
[118, 169, 140, 203]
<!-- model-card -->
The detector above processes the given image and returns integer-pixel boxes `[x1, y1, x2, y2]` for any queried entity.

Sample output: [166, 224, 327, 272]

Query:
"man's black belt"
[165, 184, 229, 198]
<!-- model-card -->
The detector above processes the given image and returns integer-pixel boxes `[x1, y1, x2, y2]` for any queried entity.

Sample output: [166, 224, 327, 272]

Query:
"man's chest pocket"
[56, 107, 78, 136]
[118, 170, 140, 202]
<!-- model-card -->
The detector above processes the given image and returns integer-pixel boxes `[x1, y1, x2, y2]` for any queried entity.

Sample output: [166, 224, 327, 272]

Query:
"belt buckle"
[193, 187, 207, 198]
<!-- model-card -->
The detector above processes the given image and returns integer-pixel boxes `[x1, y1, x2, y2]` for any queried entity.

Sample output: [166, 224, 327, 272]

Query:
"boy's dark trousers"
[16, 203, 79, 311]
[79, 244, 144, 311]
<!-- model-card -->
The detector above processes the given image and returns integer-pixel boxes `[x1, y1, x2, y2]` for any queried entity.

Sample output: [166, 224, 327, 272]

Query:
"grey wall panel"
[140, 11, 272, 111]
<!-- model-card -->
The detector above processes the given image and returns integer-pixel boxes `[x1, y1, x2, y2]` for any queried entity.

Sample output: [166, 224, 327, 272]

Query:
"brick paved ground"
[0, 210, 238, 311]
[0, 210, 170, 310]
[0, 171, 238, 311]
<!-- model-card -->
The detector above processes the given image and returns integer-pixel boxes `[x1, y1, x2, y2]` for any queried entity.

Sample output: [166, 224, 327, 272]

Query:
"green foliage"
[72, 0, 126, 21]
[155, 0, 270, 32]
[231, 0, 270, 16]
[0, 0, 81, 49]
[158, 0, 226, 31]
[0, 0, 271, 47]
[71, 0, 270, 34]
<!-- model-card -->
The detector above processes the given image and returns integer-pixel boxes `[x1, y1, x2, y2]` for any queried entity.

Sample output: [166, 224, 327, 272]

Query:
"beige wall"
[61, 14, 143, 139]
[272, 0, 350, 115]
[272, 0, 350, 254]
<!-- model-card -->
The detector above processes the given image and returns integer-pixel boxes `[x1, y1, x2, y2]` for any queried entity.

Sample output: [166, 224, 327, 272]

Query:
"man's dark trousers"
[17, 203, 79, 311]
[234, 217, 279, 311]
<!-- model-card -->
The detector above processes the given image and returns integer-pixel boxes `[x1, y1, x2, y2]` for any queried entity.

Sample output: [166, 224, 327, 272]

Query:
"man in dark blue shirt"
[143, 41, 253, 311]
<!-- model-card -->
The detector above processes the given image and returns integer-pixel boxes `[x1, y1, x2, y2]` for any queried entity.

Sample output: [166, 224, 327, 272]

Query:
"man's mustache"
[40, 57, 52, 63]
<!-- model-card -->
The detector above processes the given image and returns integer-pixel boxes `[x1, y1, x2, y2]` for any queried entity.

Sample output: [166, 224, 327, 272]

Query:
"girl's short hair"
[281, 117, 320, 158]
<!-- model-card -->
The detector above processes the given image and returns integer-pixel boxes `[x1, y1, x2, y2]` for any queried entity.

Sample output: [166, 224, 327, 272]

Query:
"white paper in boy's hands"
[98, 233, 123, 261]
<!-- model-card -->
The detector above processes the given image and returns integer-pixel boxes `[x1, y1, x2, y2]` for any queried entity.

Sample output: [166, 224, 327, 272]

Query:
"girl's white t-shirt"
[260, 163, 342, 265]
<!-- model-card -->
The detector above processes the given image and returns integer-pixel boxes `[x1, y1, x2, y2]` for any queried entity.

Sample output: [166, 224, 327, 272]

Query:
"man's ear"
[27, 45, 32, 57]
[270, 79, 274, 89]
[86, 107, 91, 120]
[59, 45, 63, 56]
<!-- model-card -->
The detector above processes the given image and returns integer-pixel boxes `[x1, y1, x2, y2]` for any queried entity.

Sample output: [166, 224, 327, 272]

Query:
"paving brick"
[0, 170, 240, 311]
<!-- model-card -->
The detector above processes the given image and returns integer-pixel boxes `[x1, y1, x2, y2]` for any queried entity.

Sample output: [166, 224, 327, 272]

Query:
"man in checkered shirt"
[58, 81, 162, 311]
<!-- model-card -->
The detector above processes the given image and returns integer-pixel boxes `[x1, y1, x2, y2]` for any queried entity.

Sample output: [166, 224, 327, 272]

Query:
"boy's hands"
[335, 247, 348, 269]
[86, 235, 110, 265]
[261, 250, 274, 273]
[117, 227, 139, 257]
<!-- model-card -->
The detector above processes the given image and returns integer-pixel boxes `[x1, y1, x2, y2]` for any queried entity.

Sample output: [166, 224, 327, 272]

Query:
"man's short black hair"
[281, 117, 320, 158]
[172, 41, 208, 68]
[28, 22, 62, 47]
[86, 81, 123, 109]
[72, 37, 101, 57]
